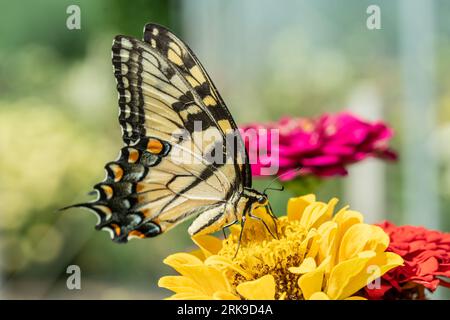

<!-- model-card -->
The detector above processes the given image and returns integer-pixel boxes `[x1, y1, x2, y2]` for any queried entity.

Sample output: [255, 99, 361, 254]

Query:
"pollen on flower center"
[218, 217, 310, 299]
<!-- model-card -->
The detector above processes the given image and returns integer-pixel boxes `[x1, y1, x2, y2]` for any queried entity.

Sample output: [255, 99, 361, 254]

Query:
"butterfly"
[63, 23, 276, 243]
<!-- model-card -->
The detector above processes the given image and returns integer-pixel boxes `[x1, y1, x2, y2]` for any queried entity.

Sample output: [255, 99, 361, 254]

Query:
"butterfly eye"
[258, 196, 267, 205]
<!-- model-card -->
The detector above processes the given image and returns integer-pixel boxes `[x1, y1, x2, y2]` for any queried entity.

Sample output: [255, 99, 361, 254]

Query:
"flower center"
[219, 218, 309, 299]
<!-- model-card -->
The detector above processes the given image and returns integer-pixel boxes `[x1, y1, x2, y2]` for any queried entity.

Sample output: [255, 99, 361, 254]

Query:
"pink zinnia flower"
[240, 112, 397, 180]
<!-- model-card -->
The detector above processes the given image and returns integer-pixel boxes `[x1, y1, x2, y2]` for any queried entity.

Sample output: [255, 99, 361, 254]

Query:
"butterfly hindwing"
[65, 137, 170, 241]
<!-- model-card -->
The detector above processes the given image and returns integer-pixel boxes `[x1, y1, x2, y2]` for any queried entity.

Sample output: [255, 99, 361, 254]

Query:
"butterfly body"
[187, 187, 268, 236]
[63, 23, 271, 242]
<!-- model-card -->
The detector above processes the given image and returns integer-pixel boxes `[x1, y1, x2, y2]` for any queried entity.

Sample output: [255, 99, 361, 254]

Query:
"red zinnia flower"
[365, 221, 450, 299]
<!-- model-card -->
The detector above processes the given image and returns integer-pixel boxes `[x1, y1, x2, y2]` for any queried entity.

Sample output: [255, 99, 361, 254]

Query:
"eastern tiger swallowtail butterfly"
[62, 23, 275, 242]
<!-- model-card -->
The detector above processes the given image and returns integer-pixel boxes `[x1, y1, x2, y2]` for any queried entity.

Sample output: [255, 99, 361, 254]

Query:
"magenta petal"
[379, 149, 398, 160]
[240, 111, 397, 180]
[322, 144, 354, 156]
[372, 123, 394, 140]
[302, 155, 340, 166]
[335, 127, 369, 145]
[313, 166, 348, 177]
[278, 156, 298, 167]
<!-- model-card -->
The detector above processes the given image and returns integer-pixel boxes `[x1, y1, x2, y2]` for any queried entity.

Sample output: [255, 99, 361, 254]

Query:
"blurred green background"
[0, 0, 449, 299]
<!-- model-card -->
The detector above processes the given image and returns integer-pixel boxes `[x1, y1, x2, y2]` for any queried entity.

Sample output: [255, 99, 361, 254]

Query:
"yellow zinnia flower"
[158, 195, 403, 300]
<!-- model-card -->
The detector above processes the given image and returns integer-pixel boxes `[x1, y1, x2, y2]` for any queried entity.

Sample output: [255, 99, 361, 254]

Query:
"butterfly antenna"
[262, 167, 302, 194]
[264, 185, 285, 193]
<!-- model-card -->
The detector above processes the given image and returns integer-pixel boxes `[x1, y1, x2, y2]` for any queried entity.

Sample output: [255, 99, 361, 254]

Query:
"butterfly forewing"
[142, 23, 251, 187]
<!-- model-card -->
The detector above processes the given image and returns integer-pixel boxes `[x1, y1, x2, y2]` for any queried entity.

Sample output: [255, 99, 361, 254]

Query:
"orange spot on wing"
[129, 230, 145, 239]
[138, 194, 147, 203]
[128, 148, 140, 163]
[110, 164, 124, 182]
[136, 182, 146, 193]
[147, 139, 164, 154]
[141, 208, 152, 217]
[110, 223, 121, 236]
[100, 185, 113, 199]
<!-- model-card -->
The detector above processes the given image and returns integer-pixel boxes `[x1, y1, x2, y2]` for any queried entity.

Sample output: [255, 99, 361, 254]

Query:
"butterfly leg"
[234, 214, 247, 259]
[265, 203, 279, 239]
[221, 219, 239, 239]
[248, 209, 279, 240]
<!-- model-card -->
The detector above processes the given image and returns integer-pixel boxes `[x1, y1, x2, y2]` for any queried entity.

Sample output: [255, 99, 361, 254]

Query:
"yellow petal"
[299, 202, 322, 229]
[205, 255, 253, 279]
[333, 209, 363, 234]
[381, 252, 404, 272]
[236, 275, 276, 300]
[326, 252, 374, 299]
[315, 198, 339, 227]
[338, 223, 369, 261]
[189, 249, 206, 261]
[317, 221, 337, 264]
[327, 209, 364, 268]
[299, 198, 338, 230]
[163, 253, 203, 275]
[213, 291, 241, 300]
[333, 207, 362, 222]
[339, 224, 389, 262]
[345, 296, 367, 300]
[298, 268, 324, 299]
[287, 194, 316, 221]
[192, 234, 223, 258]
[309, 292, 330, 300]
[166, 292, 212, 300]
[304, 230, 321, 259]
[366, 252, 404, 282]
[367, 225, 391, 253]
[289, 257, 317, 274]
[327, 251, 403, 299]
[181, 265, 232, 295]
[158, 275, 203, 294]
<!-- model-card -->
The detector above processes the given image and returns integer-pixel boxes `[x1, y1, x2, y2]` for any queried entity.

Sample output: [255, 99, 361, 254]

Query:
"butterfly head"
[240, 188, 278, 242]
[242, 188, 270, 212]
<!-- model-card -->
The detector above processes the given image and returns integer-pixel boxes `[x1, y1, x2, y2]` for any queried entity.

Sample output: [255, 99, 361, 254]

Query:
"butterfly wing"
[64, 24, 251, 242]
[142, 23, 251, 187]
